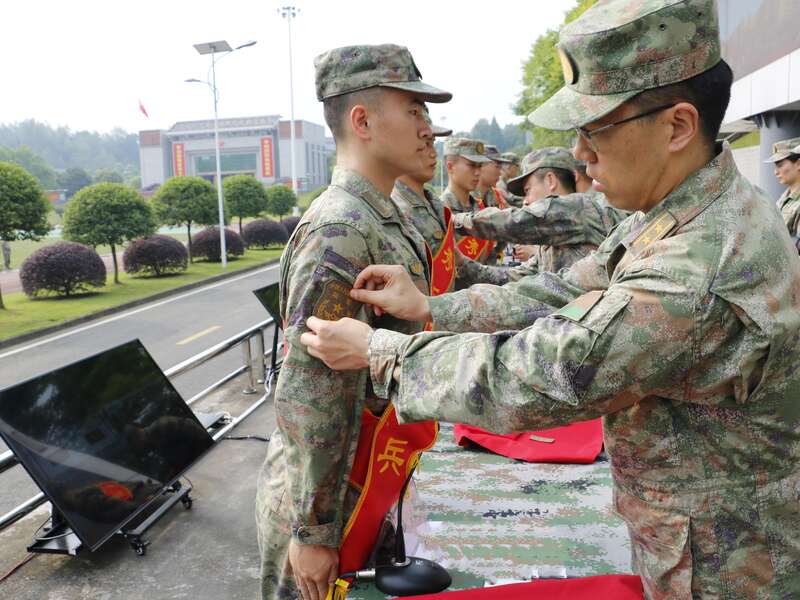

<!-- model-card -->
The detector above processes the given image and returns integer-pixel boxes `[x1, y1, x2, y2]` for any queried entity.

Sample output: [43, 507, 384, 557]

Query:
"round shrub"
[281, 216, 301, 237]
[190, 227, 245, 262]
[123, 234, 188, 277]
[243, 218, 289, 249]
[20, 241, 106, 297]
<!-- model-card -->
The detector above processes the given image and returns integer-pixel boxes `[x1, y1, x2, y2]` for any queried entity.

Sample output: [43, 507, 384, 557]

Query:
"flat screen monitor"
[253, 283, 282, 328]
[0, 340, 215, 551]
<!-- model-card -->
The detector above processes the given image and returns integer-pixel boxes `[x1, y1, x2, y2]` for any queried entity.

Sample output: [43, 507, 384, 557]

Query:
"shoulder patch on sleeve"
[556, 290, 604, 321]
[313, 279, 361, 320]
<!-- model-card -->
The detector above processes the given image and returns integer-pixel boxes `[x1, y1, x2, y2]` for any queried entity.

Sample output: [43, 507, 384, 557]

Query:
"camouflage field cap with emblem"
[484, 144, 515, 164]
[444, 137, 491, 163]
[314, 44, 452, 103]
[529, 0, 721, 131]
[507, 147, 578, 196]
[764, 137, 800, 163]
[500, 151, 520, 166]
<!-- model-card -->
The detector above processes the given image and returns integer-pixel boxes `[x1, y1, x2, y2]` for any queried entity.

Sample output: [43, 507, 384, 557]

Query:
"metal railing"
[0, 318, 279, 531]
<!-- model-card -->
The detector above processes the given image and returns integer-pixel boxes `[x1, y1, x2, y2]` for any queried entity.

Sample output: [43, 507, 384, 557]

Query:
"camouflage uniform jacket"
[367, 146, 800, 598]
[455, 193, 628, 286]
[391, 180, 448, 256]
[256, 169, 430, 596]
[777, 186, 800, 252]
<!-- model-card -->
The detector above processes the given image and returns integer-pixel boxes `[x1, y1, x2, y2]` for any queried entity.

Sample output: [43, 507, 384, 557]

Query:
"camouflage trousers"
[255, 435, 396, 600]
[613, 469, 800, 599]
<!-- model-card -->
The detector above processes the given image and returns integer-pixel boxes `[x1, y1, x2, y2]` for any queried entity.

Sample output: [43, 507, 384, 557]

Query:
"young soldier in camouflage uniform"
[475, 144, 515, 209]
[764, 137, 800, 252]
[254, 43, 451, 600]
[301, 1, 800, 597]
[496, 152, 525, 208]
[454, 147, 628, 286]
[391, 121, 453, 273]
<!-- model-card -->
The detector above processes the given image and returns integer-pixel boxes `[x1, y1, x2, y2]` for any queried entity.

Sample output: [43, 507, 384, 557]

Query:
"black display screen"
[253, 283, 282, 326]
[0, 340, 214, 551]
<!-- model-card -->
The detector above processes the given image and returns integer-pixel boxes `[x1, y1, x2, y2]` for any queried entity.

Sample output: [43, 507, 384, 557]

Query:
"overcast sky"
[3, 0, 575, 136]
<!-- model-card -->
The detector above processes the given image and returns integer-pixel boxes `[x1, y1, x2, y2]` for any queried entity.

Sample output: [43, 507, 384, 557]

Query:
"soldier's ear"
[349, 104, 372, 142]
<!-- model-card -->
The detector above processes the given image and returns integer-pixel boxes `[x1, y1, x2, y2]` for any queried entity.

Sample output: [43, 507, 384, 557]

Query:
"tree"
[151, 176, 220, 263]
[59, 167, 92, 198]
[514, 0, 598, 148]
[266, 184, 297, 220]
[0, 161, 51, 308]
[63, 183, 157, 283]
[223, 174, 269, 234]
[94, 169, 124, 184]
[0, 146, 58, 189]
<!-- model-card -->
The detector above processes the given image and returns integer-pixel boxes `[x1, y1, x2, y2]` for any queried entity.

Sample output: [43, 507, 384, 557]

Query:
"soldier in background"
[300, 0, 800, 596]
[574, 159, 599, 196]
[764, 137, 800, 252]
[496, 151, 524, 207]
[454, 147, 627, 286]
[475, 144, 515, 209]
[255, 43, 450, 600]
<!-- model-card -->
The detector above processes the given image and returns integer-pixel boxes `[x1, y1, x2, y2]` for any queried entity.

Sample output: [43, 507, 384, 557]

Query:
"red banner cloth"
[412, 574, 643, 600]
[453, 419, 603, 464]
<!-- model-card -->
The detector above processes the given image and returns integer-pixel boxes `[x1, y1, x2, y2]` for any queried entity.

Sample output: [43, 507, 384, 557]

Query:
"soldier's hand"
[288, 539, 339, 600]
[301, 317, 372, 370]
[351, 265, 432, 322]
[513, 244, 535, 262]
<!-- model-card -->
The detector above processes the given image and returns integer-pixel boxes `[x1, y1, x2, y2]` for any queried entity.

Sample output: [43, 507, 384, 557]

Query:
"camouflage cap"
[432, 124, 452, 137]
[484, 145, 515, 164]
[314, 44, 452, 103]
[507, 147, 578, 196]
[529, 0, 721, 131]
[764, 137, 800, 163]
[443, 137, 491, 163]
[500, 152, 520, 166]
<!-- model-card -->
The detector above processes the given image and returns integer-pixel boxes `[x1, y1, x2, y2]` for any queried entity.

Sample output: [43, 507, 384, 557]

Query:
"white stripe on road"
[0, 264, 280, 360]
[176, 325, 221, 346]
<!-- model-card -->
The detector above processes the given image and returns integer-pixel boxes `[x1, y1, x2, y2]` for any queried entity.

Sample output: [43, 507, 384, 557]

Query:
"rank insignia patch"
[314, 280, 361, 320]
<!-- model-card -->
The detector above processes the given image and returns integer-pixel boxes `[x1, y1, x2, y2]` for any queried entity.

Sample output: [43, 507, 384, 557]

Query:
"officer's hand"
[288, 539, 339, 600]
[351, 265, 432, 322]
[454, 248, 466, 266]
[301, 317, 372, 370]
[513, 244, 535, 262]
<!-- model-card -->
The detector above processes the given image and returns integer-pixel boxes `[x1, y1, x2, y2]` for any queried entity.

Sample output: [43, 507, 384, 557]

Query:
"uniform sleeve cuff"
[368, 328, 408, 398]
[292, 522, 340, 547]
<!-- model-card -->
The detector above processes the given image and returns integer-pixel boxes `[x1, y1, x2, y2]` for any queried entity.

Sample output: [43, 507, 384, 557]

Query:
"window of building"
[195, 152, 258, 174]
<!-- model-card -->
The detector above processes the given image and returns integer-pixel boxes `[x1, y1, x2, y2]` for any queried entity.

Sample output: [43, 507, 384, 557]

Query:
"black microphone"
[351, 464, 451, 596]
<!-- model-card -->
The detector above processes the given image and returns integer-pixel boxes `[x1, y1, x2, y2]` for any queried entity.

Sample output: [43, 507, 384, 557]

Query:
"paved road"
[0, 262, 281, 519]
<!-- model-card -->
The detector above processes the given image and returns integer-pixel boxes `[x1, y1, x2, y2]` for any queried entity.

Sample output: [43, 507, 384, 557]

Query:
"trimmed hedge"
[20, 241, 106, 297]
[190, 227, 245, 262]
[123, 234, 188, 277]
[281, 216, 301, 237]
[243, 218, 289, 249]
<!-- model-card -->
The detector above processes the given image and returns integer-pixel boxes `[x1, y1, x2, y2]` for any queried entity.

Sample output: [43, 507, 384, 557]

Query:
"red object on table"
[412, 574, 644, 599]
[453, 418, 603, 464]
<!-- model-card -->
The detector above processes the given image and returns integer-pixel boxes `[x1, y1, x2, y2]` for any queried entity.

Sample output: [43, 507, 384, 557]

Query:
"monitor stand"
[28, 480, 193, 557]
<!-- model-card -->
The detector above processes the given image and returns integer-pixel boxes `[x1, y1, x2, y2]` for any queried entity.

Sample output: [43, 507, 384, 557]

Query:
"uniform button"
[434, 231, 444, 240]
[410, 261, 423, 275]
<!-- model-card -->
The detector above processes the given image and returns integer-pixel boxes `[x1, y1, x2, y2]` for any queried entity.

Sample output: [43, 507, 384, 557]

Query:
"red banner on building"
[173, 143, 186, 177]
[261, 137, 274, 178]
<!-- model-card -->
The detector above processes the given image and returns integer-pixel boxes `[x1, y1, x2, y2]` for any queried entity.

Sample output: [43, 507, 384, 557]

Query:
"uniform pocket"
[613, 485, 692, 599]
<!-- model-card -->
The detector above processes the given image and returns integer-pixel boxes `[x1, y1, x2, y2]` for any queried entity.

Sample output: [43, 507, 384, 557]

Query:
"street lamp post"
[189, 40, 256, 268]
[279, 6, 299, 194]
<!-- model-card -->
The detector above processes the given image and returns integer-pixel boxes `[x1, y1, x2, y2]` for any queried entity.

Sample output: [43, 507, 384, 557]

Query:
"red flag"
[138, 100, 149, 118]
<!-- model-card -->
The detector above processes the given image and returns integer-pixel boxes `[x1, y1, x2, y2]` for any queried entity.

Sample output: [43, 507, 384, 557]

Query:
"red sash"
[429, 206, 456, 296]
[493, 186, 508, 209]
[338, 405, 438, 574]
[457, 198, 496, 261]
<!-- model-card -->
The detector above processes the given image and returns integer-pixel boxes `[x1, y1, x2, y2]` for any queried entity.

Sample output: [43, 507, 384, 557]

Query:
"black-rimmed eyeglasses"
[575, 103, 676, 152]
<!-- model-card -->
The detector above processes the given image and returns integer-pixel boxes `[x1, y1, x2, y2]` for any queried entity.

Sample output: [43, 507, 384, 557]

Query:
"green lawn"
[0, 247, 283, 342]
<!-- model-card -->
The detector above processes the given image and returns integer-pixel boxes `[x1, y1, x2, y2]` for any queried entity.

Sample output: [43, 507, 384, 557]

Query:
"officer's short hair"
[533, 167, 576, 194]
[323, 88, 384, 141]
[630, 59, 733, 149]
[785, 154, 800, 164]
